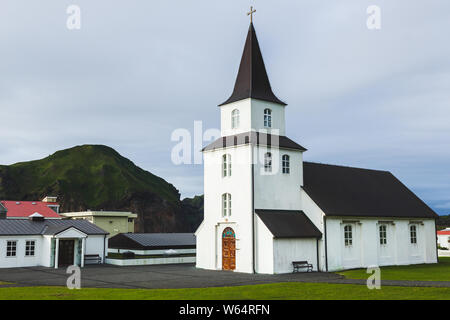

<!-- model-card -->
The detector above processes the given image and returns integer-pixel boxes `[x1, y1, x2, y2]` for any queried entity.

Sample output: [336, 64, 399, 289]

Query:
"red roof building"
[437, 229, 450, 235]
[0, 197, 61, 219]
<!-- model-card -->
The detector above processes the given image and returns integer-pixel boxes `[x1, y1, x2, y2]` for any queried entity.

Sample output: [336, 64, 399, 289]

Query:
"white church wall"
[254, 216, 274, 274]
[273, 238, 318, 273]
[220, 99, 286, 137]
[198, 146, 254, 272]
[253, 146, 303, 210]
[325, 217, 438, 271]
[221, 99, 252, 136]
[250, 100, 286, 136]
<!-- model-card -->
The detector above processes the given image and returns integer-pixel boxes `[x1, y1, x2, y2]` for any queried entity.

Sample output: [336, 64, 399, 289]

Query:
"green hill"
[0, 145, 203, 232]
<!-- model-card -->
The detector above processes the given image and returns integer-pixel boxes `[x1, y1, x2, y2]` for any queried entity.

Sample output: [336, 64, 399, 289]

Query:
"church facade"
[195, 22, 438, 273]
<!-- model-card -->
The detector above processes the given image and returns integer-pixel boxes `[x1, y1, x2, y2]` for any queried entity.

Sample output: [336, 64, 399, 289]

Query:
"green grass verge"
[339, 257, 450, 282]
[0, 282, 449, 300]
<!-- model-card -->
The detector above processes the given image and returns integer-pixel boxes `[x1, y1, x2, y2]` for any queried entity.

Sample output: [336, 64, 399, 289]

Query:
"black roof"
[109, 233, 196, 250]
[203, 131, 306, 152]
[0, 219, 108, 236]
[256, 210, 322, 239]
[303, 162, 438, 219]
[220, 23, 286, 106]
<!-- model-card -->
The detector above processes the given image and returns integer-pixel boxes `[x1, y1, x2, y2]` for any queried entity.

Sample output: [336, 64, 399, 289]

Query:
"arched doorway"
[222, 227, 236, 271]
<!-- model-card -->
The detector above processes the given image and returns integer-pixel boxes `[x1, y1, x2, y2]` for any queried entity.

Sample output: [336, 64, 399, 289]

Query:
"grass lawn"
[339, 257, 450, 282]
[0, 282, 448, 300]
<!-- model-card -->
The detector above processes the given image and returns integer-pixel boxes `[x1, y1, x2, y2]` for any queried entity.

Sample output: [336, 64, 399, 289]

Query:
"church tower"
[196, 19, 307, 274]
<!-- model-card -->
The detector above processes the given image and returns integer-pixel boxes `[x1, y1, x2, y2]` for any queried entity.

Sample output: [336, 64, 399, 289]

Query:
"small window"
[6, 241, 17, 257]
[222, 193, 232, 217]
[282, 155, 290, 174]
[410, 225, 417, 244]
[379, 225, 387, 245]
[264, 152, 272, 173]
[264, 109, 272, 128]
[344, 225, 352, 247]
[25, 240, 35, 257]
[231, 109, 240, 129]
[222, 154, 232, 177]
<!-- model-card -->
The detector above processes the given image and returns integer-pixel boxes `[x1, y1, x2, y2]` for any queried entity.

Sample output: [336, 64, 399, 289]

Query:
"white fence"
[105, 256, 195, 266]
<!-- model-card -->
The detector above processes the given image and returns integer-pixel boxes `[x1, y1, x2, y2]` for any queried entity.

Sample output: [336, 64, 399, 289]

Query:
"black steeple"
[220, 23, 286, 106]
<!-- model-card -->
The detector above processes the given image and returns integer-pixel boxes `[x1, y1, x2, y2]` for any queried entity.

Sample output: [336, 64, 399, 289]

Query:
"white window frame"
[282, 154, 290, 174]
[222, 193, 232, 217]
[264, 109, 272, 128]
[6, 240, 17, 258]
[344, 225, 353, 247]
[231, 109, 240, 129]
[25, 240, 36, 257]
[379, 225, 387, 245]
[222, 154, 232, 177]
[410, 225, 417, 244]
[264, 152, 272, 173]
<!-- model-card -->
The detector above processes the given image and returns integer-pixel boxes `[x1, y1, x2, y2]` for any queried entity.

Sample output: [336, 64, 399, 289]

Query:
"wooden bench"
[292, 261, 313, 273]
[84, 254, 102, 265]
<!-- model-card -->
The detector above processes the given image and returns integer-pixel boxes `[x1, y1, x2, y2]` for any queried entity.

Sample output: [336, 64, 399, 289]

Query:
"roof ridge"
[303, 161, 391, 173]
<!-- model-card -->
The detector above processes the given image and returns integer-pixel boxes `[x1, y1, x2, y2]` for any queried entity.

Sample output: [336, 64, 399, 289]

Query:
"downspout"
[324, 216, 328, 272]
[103, 234, 107, 264]
[316, 238, 320, 272]
[434, 218, 439, 264]
[251, 144, 256, 274]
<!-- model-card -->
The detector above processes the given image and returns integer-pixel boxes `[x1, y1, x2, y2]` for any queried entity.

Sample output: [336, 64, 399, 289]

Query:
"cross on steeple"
[247, 6, 256, 23]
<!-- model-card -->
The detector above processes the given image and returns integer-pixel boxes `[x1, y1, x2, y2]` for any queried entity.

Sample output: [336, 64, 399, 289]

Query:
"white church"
[195, 20, 439, 273]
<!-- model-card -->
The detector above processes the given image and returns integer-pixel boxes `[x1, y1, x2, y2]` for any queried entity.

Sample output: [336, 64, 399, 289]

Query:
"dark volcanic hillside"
[0, 145, 203, 232]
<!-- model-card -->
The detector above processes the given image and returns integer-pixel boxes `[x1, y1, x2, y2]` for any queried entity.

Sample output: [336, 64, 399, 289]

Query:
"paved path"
[0, 264, 448, 289]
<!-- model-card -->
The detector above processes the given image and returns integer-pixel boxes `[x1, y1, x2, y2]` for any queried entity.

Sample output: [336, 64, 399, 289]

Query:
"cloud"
[0, 0, 449, 213]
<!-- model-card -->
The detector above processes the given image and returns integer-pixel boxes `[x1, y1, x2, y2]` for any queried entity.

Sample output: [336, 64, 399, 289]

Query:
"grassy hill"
[0, 145, 203, 232]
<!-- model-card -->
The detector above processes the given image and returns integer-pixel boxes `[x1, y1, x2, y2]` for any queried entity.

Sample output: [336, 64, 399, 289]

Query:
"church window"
[344, 225, 352, 246]
[282, 155, 290, 174]
[410, 225, 417, 244]
[222, 154, 232, 177]
[231, 109, 240, 129]
[222, 193, 232, 217]
[379, 225, 387, 245]
[264, 152, 272, 173]
[264, 109, 272, 128]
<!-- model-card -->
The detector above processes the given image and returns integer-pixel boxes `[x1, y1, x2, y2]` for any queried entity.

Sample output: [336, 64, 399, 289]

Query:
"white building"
[0, 215, 108, 268]
[437, 229, 450, 249]
[196, 22, 439, 274]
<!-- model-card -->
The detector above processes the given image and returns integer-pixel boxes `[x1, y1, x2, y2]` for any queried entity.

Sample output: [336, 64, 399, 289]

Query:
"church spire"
[220, 22, 286, 106]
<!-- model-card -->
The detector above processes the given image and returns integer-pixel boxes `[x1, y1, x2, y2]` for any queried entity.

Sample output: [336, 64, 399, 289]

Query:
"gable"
[303, 162, 438, 219]
[55, 227, 87, 238]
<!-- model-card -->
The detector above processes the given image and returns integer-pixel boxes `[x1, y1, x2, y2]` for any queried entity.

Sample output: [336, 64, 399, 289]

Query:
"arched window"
[410, 225, 417, 244]
[264, 109, 272, 128]
[264, 152, 272, 173]
[344, 225, 352, 246]
[231, 109, 240, 129]
[222, 193, 232, 217]
[282, 155, 290, 174]
[379, 225, 387, 245]
[222, 154, 232, 177]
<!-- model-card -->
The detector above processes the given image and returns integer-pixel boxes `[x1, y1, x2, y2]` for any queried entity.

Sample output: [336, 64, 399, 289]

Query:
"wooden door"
[58, 240, 75, 267]
[222, 228, 236, 271]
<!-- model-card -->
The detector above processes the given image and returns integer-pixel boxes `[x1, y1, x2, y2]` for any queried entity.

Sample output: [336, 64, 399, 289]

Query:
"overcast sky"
[0, 1, 449, 214]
